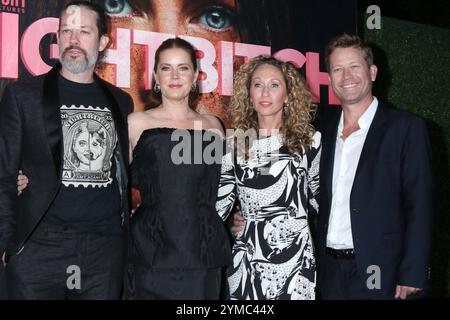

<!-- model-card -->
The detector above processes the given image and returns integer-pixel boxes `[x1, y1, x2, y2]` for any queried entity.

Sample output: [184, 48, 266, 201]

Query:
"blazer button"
[352, 208, 358, 214]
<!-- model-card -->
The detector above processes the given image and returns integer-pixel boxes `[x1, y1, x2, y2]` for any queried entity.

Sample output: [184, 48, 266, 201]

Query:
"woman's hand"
[230, 208, 245, 237]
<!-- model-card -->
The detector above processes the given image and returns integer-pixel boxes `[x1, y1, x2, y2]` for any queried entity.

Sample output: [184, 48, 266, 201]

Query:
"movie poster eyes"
[100, 0, 237, 32]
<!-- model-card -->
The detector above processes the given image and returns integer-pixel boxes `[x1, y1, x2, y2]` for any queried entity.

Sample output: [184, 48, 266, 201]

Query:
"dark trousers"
[129, 265, 223, 300]
[6, 222, 124, 300]
[319, 253, 428, 300]
[0, 263, 7, 300]
[319, 252, 385, 300]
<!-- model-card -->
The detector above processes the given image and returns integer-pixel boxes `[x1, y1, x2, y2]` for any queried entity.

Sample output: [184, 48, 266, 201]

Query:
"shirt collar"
[338, 97, 379, 135]
[358, 97, 378, 132]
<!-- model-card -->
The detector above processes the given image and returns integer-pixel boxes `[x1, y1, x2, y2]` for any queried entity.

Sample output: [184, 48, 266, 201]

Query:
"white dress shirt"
[326, 97, 378, 249]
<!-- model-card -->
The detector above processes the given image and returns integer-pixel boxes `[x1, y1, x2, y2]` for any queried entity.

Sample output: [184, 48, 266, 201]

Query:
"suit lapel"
[43, 65, 63, 177]
[353, 103, 389, 186]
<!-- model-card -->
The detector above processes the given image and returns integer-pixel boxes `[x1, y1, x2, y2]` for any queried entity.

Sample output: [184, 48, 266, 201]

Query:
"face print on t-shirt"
[61, 105, 117, 188]
[72, 122, 107, 171]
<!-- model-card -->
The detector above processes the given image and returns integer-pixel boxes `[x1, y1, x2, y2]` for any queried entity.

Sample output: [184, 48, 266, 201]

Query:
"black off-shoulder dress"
[126, 128, 231, 300]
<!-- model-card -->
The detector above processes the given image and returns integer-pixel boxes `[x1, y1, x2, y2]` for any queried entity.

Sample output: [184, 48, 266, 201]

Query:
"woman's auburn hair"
[230, 55, 317, 156]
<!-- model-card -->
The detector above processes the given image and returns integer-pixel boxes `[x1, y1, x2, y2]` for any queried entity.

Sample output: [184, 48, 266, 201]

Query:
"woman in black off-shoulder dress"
[125, 38, 231, 300]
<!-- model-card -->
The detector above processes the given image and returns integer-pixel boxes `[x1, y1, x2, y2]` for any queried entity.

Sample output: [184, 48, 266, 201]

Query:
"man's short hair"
[325, 33, 374, 72]
[60, 0, 109, 37]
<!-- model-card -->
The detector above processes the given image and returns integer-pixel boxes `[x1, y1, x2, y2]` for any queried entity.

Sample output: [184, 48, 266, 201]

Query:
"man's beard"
[60, 46, 98, 74]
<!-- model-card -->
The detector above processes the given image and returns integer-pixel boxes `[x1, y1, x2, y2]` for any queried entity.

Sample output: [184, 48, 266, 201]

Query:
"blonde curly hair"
[230, 55, 316, 156]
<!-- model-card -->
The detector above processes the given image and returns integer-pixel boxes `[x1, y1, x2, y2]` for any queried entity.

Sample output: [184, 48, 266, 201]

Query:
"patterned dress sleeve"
[307, 131, 321, 216]
[216, 147, 237, 221]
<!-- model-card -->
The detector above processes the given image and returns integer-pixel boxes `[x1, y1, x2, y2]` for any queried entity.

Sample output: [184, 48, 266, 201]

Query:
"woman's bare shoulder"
[200, 113, 225, 136]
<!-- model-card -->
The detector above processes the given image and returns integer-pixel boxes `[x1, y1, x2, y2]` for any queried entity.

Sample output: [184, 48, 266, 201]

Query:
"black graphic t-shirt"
[44, 74, 122, 235]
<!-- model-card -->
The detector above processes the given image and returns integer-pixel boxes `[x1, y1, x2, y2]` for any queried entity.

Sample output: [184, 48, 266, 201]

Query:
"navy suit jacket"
[315, 102, 433, 298]
[0, 65, 133, 259]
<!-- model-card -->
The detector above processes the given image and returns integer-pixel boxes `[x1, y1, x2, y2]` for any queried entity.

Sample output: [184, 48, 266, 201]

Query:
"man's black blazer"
[0, 65, 133, 259]
[315, 102, 433, 298]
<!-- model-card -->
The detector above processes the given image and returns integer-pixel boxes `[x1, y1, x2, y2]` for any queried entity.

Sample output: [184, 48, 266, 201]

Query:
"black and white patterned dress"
[216, 132, 321, 300]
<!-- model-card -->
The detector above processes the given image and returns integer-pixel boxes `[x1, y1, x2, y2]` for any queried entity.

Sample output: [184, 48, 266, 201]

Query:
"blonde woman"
[216, 56, 321, 300]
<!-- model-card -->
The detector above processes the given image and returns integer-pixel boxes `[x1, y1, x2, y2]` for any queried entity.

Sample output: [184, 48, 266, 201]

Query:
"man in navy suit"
[315, 34, 433, 299]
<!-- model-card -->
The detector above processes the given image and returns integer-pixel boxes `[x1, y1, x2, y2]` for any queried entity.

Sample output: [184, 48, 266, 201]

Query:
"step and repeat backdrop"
[0, 0, 356, 127]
